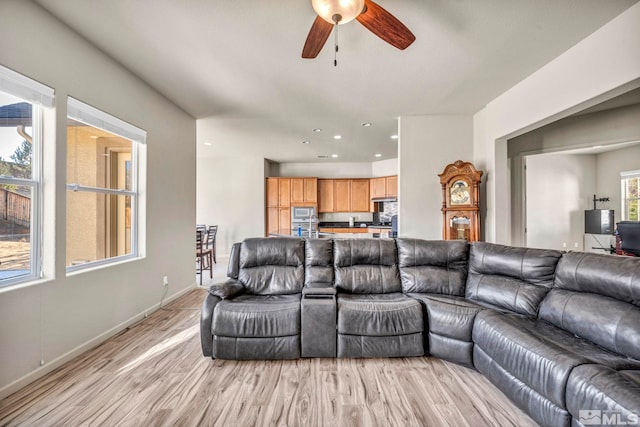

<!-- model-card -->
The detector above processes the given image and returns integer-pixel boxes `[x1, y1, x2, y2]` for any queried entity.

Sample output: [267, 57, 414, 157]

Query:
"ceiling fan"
[302, 0, 416, 59]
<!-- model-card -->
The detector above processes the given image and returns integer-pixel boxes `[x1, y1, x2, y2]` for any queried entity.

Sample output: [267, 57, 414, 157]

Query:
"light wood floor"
[0, 289, 537, 427]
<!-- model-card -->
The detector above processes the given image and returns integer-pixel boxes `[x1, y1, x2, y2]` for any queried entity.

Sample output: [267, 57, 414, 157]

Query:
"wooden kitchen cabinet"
[385, 176, 397, 197]
[278, 179, 291, 207]
[291, 178, 317, 204]
[304, 178, 317, 203]
[334, 179, 351, 212]
[278, 207, 290, 234]
[267, 207, 279, 234]
[370, 177, 386, 199]
[350, 179, 370, 212]
[318, 179, 334, 213]
[267, 178, 279, 207]
[291, 178, 304, 203]
[370, 175, 397, 199]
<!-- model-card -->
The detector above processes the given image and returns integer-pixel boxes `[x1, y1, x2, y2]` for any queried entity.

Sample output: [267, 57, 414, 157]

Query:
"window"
[621, 170, 640, 221]
[66, 97, 146, 272]
[0, 65, 53, 287]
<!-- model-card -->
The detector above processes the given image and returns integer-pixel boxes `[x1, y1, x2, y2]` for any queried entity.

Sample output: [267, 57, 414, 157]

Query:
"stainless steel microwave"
[291, 206, 316, 223]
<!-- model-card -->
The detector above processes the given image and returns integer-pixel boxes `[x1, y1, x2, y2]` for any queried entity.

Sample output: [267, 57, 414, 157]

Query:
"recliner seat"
[333, 239, 424, 358]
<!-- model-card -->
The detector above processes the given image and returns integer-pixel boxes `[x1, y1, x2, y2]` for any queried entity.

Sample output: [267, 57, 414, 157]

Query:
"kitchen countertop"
[268, 233, 394, 239]
[319, 222, 392, 229]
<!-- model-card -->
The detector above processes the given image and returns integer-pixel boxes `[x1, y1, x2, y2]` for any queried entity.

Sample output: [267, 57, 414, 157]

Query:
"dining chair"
[196, 229, 213, 286]
[207, 225, 218, 264]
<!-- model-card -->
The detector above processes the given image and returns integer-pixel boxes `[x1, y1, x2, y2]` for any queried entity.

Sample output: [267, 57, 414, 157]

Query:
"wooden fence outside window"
[0, 188, 30, 229]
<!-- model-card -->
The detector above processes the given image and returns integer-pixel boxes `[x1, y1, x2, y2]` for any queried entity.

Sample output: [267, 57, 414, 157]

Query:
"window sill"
[66, 255, 146, 277]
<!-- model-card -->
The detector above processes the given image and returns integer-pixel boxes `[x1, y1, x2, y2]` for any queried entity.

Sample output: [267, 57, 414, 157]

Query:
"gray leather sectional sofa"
[200, 237, 640, 427]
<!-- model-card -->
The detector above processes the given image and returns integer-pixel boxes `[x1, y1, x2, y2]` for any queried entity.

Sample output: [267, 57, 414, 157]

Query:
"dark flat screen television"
[585, 209, 614, 234]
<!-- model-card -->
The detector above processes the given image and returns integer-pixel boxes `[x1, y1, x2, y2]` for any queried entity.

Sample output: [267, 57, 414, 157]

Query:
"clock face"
[450, 180, 470, 205]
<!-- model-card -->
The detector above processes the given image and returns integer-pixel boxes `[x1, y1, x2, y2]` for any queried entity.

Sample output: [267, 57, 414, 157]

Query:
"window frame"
[621, 170, 640, 221]
[65, 97, 146, 274]
[0, 64, 52, 289]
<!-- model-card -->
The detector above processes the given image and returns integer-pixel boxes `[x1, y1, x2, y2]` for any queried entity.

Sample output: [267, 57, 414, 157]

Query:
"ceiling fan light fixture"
[311, 0, 365, 25]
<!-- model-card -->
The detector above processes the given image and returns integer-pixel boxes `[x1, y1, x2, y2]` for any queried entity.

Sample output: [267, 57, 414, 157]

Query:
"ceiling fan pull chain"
[334, 22, 339, 66]
[332, 13, 341, 67]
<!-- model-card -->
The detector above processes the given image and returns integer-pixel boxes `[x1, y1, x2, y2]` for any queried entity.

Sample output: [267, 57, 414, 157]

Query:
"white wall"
[0, 0, 196, 398]
[195, 154, 266, 256]
[526, 154, 596, 251]
[508, 103, 640, 244]
[372, 158, 398, 176]
[474, 3, 640, 243]
[398, 116, 473, 240]
[596, 144, 640, 223]
[277, 162, 373, 178]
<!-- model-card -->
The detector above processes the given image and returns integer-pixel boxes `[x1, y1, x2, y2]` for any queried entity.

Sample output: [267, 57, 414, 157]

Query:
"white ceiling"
[34, 0, 638, 162]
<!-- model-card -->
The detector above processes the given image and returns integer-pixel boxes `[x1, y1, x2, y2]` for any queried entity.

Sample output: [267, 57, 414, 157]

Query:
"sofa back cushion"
[465, 242, 563, 316]
[238, 237, 305, 295]
[396, 238, 468, 295]
[333, 239, 400, 293]
[539, 252, 640, 360]
[305, 239, 334, 287]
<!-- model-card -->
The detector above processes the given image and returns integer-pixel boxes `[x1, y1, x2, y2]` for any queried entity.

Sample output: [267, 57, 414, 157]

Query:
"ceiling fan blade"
[302, 16, 334, 58]
[356, 0, 415, 50]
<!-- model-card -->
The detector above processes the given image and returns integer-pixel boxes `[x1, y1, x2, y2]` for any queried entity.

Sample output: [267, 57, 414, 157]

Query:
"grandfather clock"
[438, 160, 483, 241]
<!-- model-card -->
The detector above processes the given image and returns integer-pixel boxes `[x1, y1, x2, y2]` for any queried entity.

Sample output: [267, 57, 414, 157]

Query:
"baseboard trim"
[0, 284, 197, 400]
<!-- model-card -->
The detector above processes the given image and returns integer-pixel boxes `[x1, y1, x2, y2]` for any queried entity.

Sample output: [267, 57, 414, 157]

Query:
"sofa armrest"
[208, 279, 245, 300]
[200, 292, 221, 358]
[302, 285, 336, 299]
[227, 242, 241, 279]
[301, 285, 337, 357]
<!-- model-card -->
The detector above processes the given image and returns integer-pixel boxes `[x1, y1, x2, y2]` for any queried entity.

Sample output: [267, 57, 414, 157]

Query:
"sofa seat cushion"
[473, 310, 640, 409]
[409, 294, 487, 368]
[566, 365, 640, 423]
[212, 294, 301, 338]
[337, 293, 423, 336]
[410, 294, 486, 341]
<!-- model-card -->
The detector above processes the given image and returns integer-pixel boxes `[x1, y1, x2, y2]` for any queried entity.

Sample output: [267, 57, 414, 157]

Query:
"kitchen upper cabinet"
[267, 178, 279, 207]
[318, 179, 334, 213]
[278, 179, 291, 207]
[370, 175, 398, 199]
[291, 178, 304, 203]
[291, 177, 318, 204]
[350, 179, 370, 212]
[386, 176, 397, 197]
[304, 178, 317, 203]
[370, 177, 386, 199]
[334, 179, 351, 212]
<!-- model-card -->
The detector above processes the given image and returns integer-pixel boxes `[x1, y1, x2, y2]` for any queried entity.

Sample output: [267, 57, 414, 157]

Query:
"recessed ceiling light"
[331, 154, 339, 158]
[375, 153, 382, 157]
[312, 128, 322, 133]
[391, 134, 398, 140]
[333, 135, 342, 140]
[361, 122, 372, 127]
[317, 155, 329, 158]
[301, 140, 310, 144]
[203, 142, 212, 146]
